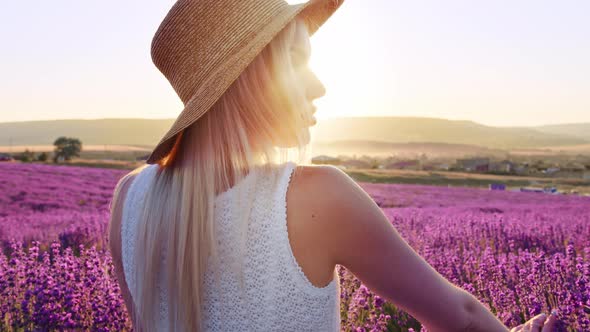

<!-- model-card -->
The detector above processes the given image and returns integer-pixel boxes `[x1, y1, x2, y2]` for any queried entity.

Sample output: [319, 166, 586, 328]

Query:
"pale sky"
[1, 0, 588, 127]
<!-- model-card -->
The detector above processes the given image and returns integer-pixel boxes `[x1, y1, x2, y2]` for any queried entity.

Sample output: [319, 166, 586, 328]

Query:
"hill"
[0, 119, 174, 146]
[532, 123, 590, 141]
[312, 117, 587, 149]
[0, 117, 587, 151]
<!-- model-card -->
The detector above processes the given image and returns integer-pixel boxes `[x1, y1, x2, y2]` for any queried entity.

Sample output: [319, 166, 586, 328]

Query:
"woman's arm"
[298, 165, 509, 332]
[463, 295, 514, 332]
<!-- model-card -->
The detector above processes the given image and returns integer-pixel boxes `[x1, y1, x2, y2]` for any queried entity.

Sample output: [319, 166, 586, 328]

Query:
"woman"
[108, 0, 560, 331]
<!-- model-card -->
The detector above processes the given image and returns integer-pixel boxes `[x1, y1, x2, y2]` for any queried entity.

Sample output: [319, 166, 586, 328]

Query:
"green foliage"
[53, 137, 82, 163]
[36, 152, 48, 162]
[17, 149, 35, 162]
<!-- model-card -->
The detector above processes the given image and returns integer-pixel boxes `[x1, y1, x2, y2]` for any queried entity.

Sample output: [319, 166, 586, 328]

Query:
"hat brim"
[146, 0, 344, 165]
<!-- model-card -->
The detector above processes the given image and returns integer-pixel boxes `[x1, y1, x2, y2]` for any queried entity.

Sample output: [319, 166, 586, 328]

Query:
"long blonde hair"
[110, 18, 314, 331]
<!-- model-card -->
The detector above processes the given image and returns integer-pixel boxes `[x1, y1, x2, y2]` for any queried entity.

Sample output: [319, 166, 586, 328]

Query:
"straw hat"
[146, 0, 344, 165]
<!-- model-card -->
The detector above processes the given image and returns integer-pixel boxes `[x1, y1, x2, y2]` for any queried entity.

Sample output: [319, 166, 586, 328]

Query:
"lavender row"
[337, 204, 590, 331]
[1, 241, 131, 331]
[0, 162, 126, 252]
[1, 163, 589, 330]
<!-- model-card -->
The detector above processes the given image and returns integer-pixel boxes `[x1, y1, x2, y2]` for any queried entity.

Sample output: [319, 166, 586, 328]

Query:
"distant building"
[489, 160, 514, 173]
[456, 158, 489, 172]
[434, 163, 451, 171]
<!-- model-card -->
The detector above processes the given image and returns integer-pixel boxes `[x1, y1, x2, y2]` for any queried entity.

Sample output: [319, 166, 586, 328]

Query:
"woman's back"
[110, 161, 526, 331]
[119, 161, 340, 331]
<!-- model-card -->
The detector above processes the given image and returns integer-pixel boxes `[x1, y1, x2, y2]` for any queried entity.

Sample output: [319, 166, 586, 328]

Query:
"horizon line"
[0, 116, 587, 128]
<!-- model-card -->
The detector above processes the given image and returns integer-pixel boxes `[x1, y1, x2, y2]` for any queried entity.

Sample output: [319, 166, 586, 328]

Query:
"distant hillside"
[312, 117, 587, 149]
[533, 123, 590, 141]
[0, 119, 175, 146]
[0, 117, 587, 150]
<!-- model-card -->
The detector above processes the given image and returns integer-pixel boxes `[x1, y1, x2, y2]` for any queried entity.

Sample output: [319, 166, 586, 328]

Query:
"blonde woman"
[108, 0, 560, 331]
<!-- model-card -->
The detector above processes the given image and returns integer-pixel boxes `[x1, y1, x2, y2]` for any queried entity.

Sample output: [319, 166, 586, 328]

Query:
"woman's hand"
[509, 310, 559, 332]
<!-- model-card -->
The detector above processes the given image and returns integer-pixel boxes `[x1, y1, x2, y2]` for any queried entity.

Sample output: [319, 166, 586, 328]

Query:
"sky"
[1, 0, 588, 127]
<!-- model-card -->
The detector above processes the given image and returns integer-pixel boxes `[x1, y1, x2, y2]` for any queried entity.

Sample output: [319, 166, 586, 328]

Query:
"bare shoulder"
[291, 164, 354, 190]
[290, 164, 371, 213]
[288, 164, 381, 265]
[289, 164, 362, 220]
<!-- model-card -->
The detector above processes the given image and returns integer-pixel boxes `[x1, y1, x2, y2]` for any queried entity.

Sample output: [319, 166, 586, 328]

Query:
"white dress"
[121, 161, 341, 331]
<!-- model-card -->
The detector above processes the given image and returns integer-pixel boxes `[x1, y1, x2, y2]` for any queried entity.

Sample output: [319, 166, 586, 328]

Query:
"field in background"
[346, 168, 590, 195]
[2, 158, 589, 194]
[2, 143, 589, 194]
[1, 162, 588, 330]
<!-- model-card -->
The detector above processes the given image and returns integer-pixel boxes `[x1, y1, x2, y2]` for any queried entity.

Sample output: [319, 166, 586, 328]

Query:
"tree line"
[11, 137, 82, 163]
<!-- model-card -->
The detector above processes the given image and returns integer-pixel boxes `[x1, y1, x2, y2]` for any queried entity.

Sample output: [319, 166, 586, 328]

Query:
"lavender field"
[1, 162, 589, 331]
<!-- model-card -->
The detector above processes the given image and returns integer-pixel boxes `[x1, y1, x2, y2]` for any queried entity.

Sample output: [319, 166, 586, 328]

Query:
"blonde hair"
[110, 18, 314, 331]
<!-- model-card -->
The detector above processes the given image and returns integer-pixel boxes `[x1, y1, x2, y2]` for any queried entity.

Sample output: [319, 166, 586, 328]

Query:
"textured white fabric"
[121, 161, 340, 331]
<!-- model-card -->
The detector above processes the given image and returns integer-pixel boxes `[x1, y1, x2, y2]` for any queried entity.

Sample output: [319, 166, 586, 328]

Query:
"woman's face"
[291, 24, 326, 128]
[278, 22, 326, 147]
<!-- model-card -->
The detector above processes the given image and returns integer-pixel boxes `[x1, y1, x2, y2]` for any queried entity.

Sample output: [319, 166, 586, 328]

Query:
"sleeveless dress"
[121, 161, 341, 331]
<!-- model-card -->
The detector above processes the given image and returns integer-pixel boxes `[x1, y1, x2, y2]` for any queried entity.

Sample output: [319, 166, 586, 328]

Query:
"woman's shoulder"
[290, 164, 357, 199]
[287, 164, 374, 260]
[290, 163, 379, 217]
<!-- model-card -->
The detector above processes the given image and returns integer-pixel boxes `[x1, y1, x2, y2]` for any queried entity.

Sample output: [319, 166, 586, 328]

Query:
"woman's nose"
[307, 71, 326, 100]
